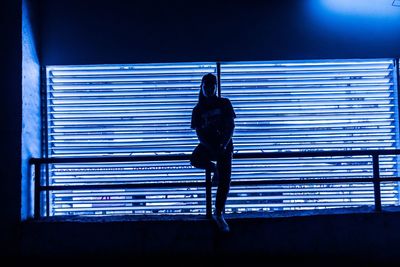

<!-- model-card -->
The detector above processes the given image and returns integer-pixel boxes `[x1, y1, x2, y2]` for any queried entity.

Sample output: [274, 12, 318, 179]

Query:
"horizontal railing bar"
[29, 149, 400, 165]
[31, 149, 400, 218]
[38, 177, 400, 192]
[233, 177, 400, 186]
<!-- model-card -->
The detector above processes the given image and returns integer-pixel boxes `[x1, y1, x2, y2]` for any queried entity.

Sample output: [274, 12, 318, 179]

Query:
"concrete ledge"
[20, 206, 400, 266]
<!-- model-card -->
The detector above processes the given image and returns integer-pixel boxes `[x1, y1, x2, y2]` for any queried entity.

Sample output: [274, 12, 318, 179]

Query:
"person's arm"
[218, 98, 236, 150]
[196, 128, 217, 151]
[218, 117, 235, 150]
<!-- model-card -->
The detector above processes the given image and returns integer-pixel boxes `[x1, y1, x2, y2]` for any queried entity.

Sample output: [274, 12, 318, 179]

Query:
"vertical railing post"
[372, 154, 382, 212]
[205, 169, 212, 218]
[216, 62, 221, 98]
[34, 163, 41, 219]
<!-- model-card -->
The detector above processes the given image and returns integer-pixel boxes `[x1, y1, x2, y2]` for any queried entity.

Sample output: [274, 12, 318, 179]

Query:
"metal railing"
[29, 149, 400, 219]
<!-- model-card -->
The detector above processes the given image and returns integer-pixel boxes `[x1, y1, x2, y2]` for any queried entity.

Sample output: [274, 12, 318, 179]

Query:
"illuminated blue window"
[221, 59, 399, 212]
[45, 63, 216, 216]
[45, 59, 399, 216]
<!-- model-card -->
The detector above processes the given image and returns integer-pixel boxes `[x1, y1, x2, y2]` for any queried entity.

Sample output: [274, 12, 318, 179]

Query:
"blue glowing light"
[320, 0, 400, 17]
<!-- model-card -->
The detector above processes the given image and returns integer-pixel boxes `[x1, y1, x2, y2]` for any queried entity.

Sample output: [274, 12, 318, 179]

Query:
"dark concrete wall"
[0, 0, 22, 258]
[22, 0, 41, 220]
[20, 210, 400, 265]
[39, 0, 400, 65]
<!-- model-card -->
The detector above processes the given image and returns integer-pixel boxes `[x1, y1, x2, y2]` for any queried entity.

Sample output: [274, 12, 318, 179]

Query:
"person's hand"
[215, 143, 227, 157]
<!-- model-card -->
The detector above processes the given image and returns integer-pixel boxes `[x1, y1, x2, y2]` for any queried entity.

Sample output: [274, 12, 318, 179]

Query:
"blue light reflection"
[320, 0, 400, 17]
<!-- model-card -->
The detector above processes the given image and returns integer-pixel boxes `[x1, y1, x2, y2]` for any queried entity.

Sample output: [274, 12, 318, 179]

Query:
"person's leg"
[215, 150, 232, 215]
[190, 144, 216, 171]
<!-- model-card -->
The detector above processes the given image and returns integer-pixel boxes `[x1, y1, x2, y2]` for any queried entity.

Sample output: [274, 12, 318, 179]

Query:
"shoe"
[212, 168, 219, 186]
[213, 214, 230, 233]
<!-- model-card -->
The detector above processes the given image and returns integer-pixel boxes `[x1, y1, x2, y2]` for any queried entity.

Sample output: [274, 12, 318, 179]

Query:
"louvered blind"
[45, 59, 399, 217]
[221, 59, 399, 212]
[46, 63, 216, 216]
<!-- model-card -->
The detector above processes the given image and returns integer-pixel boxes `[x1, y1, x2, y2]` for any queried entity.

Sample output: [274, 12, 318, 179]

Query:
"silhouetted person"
[190, 73, 236, 233]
